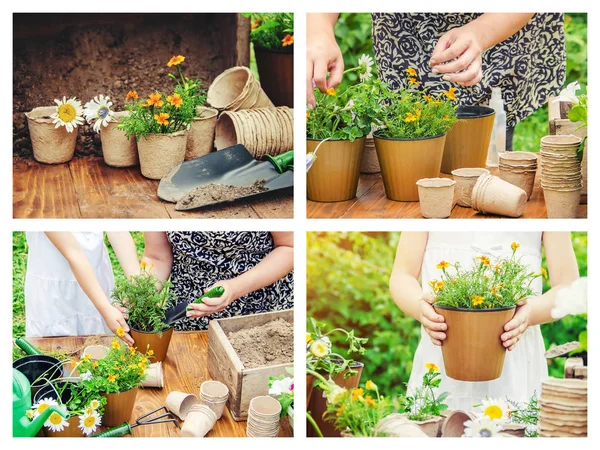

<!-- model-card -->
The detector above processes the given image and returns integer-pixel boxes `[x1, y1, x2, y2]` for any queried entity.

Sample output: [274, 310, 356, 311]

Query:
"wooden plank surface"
[26, 332, 293, 438]
[307, 168, 587, 219]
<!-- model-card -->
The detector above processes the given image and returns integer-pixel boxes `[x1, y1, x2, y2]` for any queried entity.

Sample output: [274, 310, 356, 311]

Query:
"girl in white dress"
[390, 231, 580, 411]
[25, 232, 139, 344]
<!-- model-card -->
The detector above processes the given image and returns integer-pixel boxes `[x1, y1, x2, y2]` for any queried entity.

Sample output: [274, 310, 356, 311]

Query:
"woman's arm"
[187, 232, 294, 318]
[106, 232, 140, 279]
[45, 232, 133, 344]
[141, 232, 174, 283]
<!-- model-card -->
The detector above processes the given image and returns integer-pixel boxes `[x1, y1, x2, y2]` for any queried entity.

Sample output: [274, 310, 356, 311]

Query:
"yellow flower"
[111, 340, 120, 350]
[415, 109, 422, 119]
[326, 88, 336, 96]
[147, 349, 154, 356]
[252, 19, 260, 30]
[435, 281, 444, 292]
[167, 55, 185, 67]
[511, 242, 520, 252]
[146, 92, 164, 107]
[167, 93, 183, 108]
[540, 267, 548, 278]
[425, 362, 439, 372]
[436, 260, 450, 270]
[310, 339, 331, 358]
[128, 364, 138, 370]
[154, 112, 170, 126]
[405, 67, 417, 77]
[26, 409, 34, 419]
[365, 395, 376, 407]
[432, 100, 442, 106]
[306, 333, 313, 344]
[336, 405, 344, 417]
[82, 353, 92, 362]
[472, 296, 485, 306]
[92, 361, 98, 368]
[490, 286, 499, 294]
[107, 374, 118, 383]
[282, 34, 294, 47]
[365, 380, 377, 391]
[138, 362, 147, 371]
[444, 87, 457, 101]
[116, 326, 125, 337]
[126, 90, 138, 101]
[494, 264, 501, 272]
[129, 346, 136, 355]
[306, 111, 311, 122]
[352, 388, 364, 401]
[477, 256, 491, 266]
[404, 112, 417, 123]
[423, 94, 433, 102]
[120, 355, 125, 361]
[408, 77, 418, 85]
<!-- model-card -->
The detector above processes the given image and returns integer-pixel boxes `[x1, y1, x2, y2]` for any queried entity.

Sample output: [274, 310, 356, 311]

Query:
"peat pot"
[25, 106, 77, 164]
[307, 138, 365, 202]
[185, 106, 218, 160]
[101, 387, 138, 427]
[374, 133, 446, 202]
[207, 66, 273, 111]
[137, 130, 187, 180]
[442, 106, 495, 174]
[416, 178, 455, 218]
[100, 111, 138, 167]
[451, 168, 489, 207]
[433, 305, 516, 381]
[129, 327, 174, 363]
[254, 47, 294, 108]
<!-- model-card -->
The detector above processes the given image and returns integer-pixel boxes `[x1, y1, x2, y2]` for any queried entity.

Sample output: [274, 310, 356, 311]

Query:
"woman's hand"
[186, 281, 238, 319]
[420, 292, 447, 346]
[430, 27, 483, 87]
[101, 305, 134, 345]
[502, 300, 531, 351]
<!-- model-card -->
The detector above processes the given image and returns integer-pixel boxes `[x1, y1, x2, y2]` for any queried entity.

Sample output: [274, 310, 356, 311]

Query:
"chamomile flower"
[83, 94, 115, 132]
[33, 398, 58, 417]
[310, 337, 331, 358]
[358, 54, 374, 82]
[51, 97, 84, 133]
[45, 410, 69, 432]
[78, 410, 102, 436]
[477, 397, 511, 422]
[463, 416, 501, 437]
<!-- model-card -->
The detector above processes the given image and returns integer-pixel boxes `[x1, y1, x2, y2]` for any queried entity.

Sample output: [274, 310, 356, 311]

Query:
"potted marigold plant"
[431, 242, 545, 381]
[74, 340, 150, 427]
[112, 262, 173, 362]
[306, 54, 378, 202]
[373, 70, 458, 201]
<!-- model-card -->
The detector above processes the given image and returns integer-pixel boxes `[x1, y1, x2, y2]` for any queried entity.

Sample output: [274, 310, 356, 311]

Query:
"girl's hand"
[502, 300, 531, 351]
[102, 305, 134, 345]
[306, 30, 344, 107]
[429, 27, 483, 87]
[420, 292, 447, 346]
[186, 281, 238, 319]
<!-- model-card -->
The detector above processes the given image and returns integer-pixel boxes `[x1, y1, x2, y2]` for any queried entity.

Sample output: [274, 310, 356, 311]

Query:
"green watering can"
[13, 368, 69, 437]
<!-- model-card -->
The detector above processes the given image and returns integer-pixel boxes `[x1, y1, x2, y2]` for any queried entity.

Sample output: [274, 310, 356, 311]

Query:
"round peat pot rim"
[25, 106, 57, 122]
[130, 325, 173, 335]
[416, 178, 456, 189]
[433, 304, 517, 313]
[194, 106, 218, 120]
[541, 134, 583, 147]
[140, 129, 188, 140]
[111, 111, 130, 120]
[455, 105, 495, 119]
[373, 131, 446, 142]
[451, 167, 490, 178]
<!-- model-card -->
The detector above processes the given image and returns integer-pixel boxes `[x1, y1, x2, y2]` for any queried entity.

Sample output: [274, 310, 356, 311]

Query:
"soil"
[13, 13, 243, 158]
[175, 180, 268, 210]
[227, 318, 293, 368]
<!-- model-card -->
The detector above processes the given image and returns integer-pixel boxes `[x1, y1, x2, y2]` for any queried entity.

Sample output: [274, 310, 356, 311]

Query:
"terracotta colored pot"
[26, 106, 77, 164]
[137, 130, 187, 180]
[101, 387, 138, 427]
[307, 138, 365, 202]
[254, 47, 293, 108]
[451, 168, 489, 207]
[185, 106, 218, 160]
[416, 178, 455, 218]
[433, 305, 515, 381]
[374, 133, 446, 201]
[543, 188, 581, 218]
[207, 66, 273, 111]
[442, 106, 495, 174]
[100, 111, 138, 167]
[130, 327, 173, 362]
[43, 416, 83, 437]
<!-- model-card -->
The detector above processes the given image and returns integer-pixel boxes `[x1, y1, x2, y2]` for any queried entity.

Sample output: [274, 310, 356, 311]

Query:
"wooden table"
[27, 332, 293, 438]
[307, 168, 587, 219]
[13, 157, 294, 219]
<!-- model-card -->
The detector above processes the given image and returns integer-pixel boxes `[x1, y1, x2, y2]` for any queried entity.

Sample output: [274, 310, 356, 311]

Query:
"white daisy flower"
[476, 397, 511, 422]
[88, 399, 101, 410]
[463, 416, 501, 437]
[358, 54, 374, 82]
[33, 397, 58, 417]
[78, 411, 102, 436]
[45, 410, 69, 432]
[51, 96, 84, 133]
[83, 94, 115, 133]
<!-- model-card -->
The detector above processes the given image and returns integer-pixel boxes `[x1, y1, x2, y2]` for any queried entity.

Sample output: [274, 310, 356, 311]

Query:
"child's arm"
[106, 232, 141, 279]
[187, 232, 294, 318]
[45, 232, 134, 345]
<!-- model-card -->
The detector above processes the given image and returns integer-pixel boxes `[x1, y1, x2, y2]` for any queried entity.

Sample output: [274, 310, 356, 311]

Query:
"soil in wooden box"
[226, 318, 293, 368]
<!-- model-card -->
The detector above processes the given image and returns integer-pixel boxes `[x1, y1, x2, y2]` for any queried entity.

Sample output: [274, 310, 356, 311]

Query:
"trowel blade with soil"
[157, 144, 292, 205]
[164, 301, 193, 326]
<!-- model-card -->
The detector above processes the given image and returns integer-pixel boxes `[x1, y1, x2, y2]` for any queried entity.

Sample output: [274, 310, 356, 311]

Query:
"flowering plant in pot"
[112, 262, 173, 362]
[431, 242, 545, 381]
[306, 54, 378, 202]
[268, 368, 294, 428]
[372, 69, 458, 201]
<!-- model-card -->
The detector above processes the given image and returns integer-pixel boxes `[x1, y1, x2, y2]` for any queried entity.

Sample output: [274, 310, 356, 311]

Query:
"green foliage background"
[333, 13, 587, 151]
[307, 232, 587, 397]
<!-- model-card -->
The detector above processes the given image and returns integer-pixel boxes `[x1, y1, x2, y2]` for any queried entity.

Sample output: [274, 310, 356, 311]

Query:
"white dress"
[407, 232, 547, 411]
[25, 232, 115, 337]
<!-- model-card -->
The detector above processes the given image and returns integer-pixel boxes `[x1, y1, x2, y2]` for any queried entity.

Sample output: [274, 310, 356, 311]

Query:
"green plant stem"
[306, 412, 324, 437]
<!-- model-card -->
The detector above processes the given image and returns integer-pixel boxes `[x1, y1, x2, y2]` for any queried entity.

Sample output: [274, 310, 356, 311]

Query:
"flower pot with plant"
[373, 70, 458, 201]
[246, 13, 294, 108]
[431, 243, 545, 381]
[306, 55, 377, 202]
[112, 262, 174, 362]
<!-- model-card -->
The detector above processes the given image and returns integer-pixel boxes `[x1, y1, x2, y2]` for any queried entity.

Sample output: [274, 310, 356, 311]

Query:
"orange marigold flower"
[326, 88, 336, 96]
[352, 388, 364, 401]
[282, 34, 294, 47]
[444, 87, 457, 101]
[365, 395, 376, 407]
[167, 93, 183, 108]
[154, 112, 170, 126]
[92, 361, 99, 368]
[423, 94, 433, 102]
[147, 349, 154, 356]
[116, 326, 125, 337]
[436, 260, 450, 270]
[404, 112, 417, 123]
[408, 77, 418, 86]
[306, 111, 311, 122]
[425, 362, 439, 372]
[406, 67, 417, 77]
[472, 296, 485, 306]
[252, 19, 261, 30]
[126, 90, 138, 101]
[167, 55, 185, 67]
[146, 92, 164, 108]
[477, 255, 491, 266]
[511, 242, 520, 252]
[107, 374, 119, 383]
[540, 267, 548, 278]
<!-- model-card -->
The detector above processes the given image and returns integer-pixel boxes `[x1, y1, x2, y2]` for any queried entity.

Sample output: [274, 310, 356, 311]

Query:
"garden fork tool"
[92, 406, 180, 437]
[163, 286, 226, 326]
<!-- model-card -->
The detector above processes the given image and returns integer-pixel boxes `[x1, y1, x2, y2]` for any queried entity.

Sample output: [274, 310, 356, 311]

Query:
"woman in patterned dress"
[306, 13, 566, 148]
[140, 232, 294, 331]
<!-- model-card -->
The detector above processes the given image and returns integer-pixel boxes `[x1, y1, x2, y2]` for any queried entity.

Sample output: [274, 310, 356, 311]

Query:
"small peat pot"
[306, 138, 365, 202]
[200, 380, 229, 419]
[165, 391, 198, 420]
[543, 188, 582, 218]
[207, 66, 273, 111]
[247, 395, 281, 438]
[82, 345, 109, 361]
[13, 354, 64, 396]
[374, 133, 446, 202]
[442, 106, 495, 174]
[471, 173, 527, 218]
[137, 130, 187, 180]
[441, 410, 474, 437]
[254, 47, 294, 108]
[405, 415, 443, 437]
[34, 382, 82, 437]
[101, 387, 138, 427]
[433, 305, 516, 381]
[100, 111, 138, 167]
[181, 404, 218, 437]
[185, 106, 218, 160]
[451, 168, 489, 207]
[416, 178, 455, 218]
[129, 327, 174, 363]
[141, 362, 164, 388]
[25, 106, 78, 164]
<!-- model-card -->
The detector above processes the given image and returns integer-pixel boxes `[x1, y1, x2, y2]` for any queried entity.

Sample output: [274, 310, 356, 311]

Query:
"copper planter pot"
[130, 327, 173, 362]
[374, 133, 446, 201]
[101, 387, 138, 427]
[307, 138, 365, 202]
[441, 106, 495, 174]
[434, 305, 515, 381]
[255, 47, 293, 108]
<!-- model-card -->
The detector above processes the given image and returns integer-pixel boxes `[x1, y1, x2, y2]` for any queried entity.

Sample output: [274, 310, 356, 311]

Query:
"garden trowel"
[157, 145, 294, 211]
[163, 286, 226, 325]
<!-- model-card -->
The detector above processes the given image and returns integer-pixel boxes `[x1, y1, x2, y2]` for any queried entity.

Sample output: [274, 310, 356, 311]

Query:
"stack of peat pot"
[538, 377, 587, 437]
[498, 151, 538, 200]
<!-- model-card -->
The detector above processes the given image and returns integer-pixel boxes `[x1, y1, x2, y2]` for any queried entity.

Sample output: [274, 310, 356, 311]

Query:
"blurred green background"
[307, 232, 587, 397]
[334, 13, 587, 152]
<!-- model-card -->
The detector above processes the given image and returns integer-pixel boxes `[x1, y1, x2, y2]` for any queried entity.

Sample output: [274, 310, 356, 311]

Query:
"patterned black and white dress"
[166, 232, 294, 331]
[371, 13, 566, 128]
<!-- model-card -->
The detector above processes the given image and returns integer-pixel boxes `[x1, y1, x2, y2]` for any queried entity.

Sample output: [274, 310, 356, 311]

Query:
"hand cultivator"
[92, 407, 180, 437]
